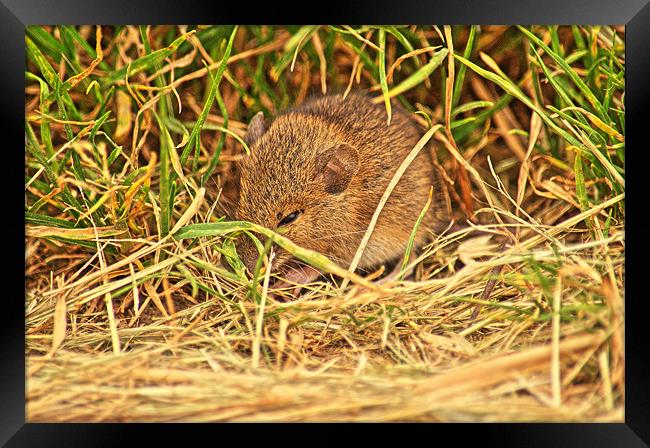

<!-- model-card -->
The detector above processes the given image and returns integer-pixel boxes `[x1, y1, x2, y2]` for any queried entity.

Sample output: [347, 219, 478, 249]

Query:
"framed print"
[5, 0, 649, 445]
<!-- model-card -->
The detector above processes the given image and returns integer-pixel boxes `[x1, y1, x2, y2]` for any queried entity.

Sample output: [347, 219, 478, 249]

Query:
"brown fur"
[234, 93, 450, 275]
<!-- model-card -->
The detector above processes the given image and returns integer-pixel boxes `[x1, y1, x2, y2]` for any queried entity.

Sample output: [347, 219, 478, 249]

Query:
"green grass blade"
[154, 112, 172, 237]
[385, 48, 448, 99]
[398, 187, 432, 281]
[139, 25, 171, 117]
[26, 26, 67, 62]
[25, 212, 76, 228]
[59, 25, 111, 71]
[269, 26, 319, 82]
[454, 53, 581, 148]
[103, 30, 196, 85]
[383, 26, 416, 55]
[26, 35, 81, 123]
[200, 86, 228, 184]
[25, 72, 55, 160]
[174, 221, 378, 290]
[451, 100, 493, 117]
[180, 26, 238, 167]
[517, 26, 609, 120]
[378, 28, 391, 125]
[574, 151, 590, 213]
[452, 25, 476, 107]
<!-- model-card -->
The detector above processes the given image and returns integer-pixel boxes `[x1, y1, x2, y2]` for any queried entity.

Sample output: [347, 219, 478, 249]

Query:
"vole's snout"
[236, 234, 296, 280]
[235, 236, 260, 275]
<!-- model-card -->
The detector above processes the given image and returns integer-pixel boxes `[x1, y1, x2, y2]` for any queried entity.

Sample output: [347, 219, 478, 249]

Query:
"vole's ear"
[315, 143, 359, 194]
[245, 111, 267, 147]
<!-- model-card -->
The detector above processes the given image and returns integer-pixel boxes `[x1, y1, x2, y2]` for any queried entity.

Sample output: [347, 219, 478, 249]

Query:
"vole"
[233, 93, 451, 286]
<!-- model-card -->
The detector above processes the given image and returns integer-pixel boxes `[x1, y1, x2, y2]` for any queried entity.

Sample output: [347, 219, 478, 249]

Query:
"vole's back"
[292, 94, 449, 246]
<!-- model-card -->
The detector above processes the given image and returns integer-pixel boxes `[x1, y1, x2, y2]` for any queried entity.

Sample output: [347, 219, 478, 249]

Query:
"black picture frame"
[6, 1, 648, 446]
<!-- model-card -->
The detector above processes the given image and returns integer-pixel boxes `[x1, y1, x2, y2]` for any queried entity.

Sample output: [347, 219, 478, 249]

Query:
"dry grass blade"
[341, 124, 442, 288]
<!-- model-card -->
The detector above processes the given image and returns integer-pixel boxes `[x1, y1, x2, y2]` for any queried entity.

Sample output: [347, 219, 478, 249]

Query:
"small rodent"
[234, 93, 451, 284]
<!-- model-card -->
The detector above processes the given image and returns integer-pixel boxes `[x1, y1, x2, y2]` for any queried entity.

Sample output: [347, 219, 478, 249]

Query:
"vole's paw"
[373, 252, 418, 285]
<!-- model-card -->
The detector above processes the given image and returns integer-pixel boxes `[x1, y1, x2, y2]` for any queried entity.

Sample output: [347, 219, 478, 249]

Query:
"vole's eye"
[277, 210, 302, 227]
